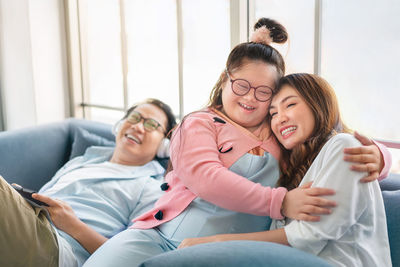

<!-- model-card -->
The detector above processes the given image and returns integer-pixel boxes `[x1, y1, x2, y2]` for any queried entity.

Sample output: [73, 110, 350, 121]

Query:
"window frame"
[65, 0, 250, 120]
[64, 0, 399, 151]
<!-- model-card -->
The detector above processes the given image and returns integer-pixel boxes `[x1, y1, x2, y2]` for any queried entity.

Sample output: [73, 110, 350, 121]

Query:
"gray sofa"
[0, 119, 399, 266]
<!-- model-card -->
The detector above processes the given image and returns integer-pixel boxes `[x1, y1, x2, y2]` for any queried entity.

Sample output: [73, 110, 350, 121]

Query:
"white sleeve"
[284, 134, 369, 255]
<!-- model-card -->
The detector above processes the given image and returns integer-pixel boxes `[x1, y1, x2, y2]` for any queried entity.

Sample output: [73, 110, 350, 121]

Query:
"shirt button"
[154, 210, 163, 220]
[160, 183, 169, 191]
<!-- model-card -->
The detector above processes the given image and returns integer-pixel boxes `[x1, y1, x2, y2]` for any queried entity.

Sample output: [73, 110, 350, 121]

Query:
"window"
[254, 0, 400, 173]
[180, 0, 231, 115]
[254, 0, 315, 74]
[124, 0, 180, 114]
[78, 0, 125, 123]
[70, 0, 231, 124]
[68, 0, 399, 172]
[320, 0, 400, 172]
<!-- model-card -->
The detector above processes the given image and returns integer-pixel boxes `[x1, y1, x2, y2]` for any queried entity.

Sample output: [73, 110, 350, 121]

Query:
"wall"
[0, 0, 69, 130]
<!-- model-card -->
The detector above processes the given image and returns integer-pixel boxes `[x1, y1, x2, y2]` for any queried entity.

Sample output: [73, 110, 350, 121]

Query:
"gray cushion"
[70, 127, 115, 159]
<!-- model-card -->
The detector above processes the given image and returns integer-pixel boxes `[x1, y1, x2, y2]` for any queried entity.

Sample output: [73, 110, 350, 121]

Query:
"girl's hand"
[344, 131, 384, 183]
[281, 182, 336, 221]
[32, 193, 82, 234]
[178, 236, 219, 249]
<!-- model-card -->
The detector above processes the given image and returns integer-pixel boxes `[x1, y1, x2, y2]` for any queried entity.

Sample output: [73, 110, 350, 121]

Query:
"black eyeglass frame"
[126, 111, 166, 134]
[225, 69, 274, 102]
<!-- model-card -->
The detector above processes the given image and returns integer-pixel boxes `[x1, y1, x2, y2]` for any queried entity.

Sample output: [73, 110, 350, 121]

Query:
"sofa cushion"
[0, 118, 114, 190]
[70, 127, 115, 160]
[0, 122, 71, 190]
[139, 241, 332, 267]
[382, 190, 400, 267]
[380, 173, 400, 191]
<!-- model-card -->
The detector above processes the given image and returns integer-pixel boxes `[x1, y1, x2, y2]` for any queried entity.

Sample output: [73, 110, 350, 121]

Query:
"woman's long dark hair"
[269, 73, 350, 190]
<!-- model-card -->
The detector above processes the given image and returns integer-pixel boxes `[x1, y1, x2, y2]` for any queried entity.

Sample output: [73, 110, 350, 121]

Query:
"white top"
[271, 133, 392, 267]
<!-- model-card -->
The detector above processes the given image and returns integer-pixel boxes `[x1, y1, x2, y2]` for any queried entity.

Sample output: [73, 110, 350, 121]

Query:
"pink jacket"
[133, 110, 286, 229]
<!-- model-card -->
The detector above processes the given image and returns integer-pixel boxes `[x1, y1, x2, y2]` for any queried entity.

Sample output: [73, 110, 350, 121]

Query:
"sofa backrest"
[0, 118, 113, 190]
[381, 173, 400, 266]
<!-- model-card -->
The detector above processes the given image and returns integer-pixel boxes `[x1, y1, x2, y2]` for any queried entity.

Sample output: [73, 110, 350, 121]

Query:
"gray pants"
[0, 176, 59, 267]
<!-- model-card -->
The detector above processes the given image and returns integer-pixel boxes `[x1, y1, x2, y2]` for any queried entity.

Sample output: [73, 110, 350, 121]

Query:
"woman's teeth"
[281, 126, 297, 136]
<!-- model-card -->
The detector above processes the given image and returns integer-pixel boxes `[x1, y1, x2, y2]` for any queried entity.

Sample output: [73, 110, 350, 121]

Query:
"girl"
[179, 73, 392, 266]
[84, 19, 390, 267]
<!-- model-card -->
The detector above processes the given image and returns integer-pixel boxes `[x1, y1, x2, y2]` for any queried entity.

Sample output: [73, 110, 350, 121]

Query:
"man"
[0, 98, 176, 267]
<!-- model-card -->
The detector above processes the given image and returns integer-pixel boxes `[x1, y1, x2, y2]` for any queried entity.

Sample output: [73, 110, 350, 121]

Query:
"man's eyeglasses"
[225, 70, 274, 102]
[127, 111, 165, 133]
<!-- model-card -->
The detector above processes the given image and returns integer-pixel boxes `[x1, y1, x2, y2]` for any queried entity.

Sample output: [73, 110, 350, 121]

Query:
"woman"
[178, 74, 392, 266]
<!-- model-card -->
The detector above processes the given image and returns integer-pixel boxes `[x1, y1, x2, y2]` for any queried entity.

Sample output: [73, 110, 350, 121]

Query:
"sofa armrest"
[0, 122, 70, 190]
[380, 173, 400, 191]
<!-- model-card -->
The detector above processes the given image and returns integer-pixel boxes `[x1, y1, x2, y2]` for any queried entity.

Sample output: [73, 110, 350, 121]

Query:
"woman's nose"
[277, 112, 288, 124]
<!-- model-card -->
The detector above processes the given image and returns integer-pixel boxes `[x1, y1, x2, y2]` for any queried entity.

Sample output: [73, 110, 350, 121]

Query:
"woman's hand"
[344, 131, 384, 183]
[32, 193, 82, 234]
[178, 236, 220, 249]
[179, 229, 289, 249]
[281, 182, 336, 221]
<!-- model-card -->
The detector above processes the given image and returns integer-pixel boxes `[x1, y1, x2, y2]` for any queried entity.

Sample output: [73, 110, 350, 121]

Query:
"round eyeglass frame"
[225, 70, 274, 102]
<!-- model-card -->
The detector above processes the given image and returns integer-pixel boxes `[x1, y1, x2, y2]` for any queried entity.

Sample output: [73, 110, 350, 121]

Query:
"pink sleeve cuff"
[270, 187, 288, 220]
[373, 140, 392, 181]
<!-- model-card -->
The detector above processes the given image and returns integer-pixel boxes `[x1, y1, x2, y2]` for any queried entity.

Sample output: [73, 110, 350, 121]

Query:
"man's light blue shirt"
[39, 146, 165, 267]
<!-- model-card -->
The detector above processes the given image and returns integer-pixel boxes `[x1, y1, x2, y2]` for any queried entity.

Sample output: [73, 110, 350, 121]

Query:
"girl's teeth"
[239, 103, 255, 110]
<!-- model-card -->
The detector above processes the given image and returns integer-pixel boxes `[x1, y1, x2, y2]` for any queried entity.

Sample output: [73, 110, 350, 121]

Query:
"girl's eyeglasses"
[225, 70, 274, 102]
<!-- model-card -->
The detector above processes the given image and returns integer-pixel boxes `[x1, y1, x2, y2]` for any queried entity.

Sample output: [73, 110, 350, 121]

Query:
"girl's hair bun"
[253, 18, 288, 44]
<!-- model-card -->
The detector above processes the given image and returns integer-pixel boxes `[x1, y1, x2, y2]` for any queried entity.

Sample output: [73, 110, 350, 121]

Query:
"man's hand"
[32, 193, 107, 254]
[32, 193, 82, 234]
